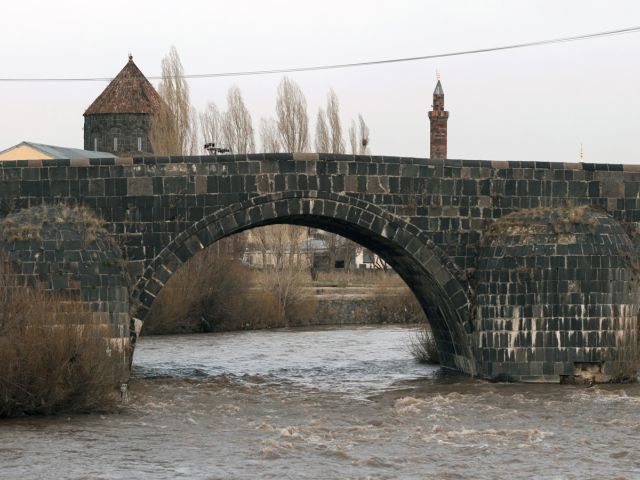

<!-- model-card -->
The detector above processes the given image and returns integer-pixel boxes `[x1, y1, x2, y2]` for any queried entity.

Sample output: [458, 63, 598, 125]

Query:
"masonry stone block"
[2, 154, 640, 382]
[0, 204, 130, 344]
[476, 206, 640, 382]
[127, 177, 153, 196]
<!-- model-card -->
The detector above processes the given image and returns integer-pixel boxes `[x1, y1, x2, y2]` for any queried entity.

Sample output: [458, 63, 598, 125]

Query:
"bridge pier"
[474, 206, 639, 382]
[0, 204, 131, 361]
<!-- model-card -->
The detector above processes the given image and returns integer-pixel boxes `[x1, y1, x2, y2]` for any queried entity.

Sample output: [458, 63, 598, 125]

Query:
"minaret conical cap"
[433, 80, 444, 95]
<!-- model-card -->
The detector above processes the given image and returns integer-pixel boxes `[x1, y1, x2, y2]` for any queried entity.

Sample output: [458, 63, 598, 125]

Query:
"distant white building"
[242, 227, 387, 271]
[355, 248, 388, 270]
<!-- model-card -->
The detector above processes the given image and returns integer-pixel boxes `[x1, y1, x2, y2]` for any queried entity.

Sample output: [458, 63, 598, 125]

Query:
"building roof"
[0, 141, 116, 161]
[433, 80, 444, 96]
[84, 55, 161, 116]
[301, 238, 329, 253]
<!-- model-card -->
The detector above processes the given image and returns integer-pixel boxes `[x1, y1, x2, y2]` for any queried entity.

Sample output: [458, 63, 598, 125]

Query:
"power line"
[2, 26, 639, 82]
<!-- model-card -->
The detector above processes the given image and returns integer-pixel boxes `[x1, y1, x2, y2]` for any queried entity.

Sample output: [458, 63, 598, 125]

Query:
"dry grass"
[144, 238, 320, 334]
[408, 325, 440, 364]
[143, 244, 250, 334]
[254, 266, 318, 327]
[481, 205, 600, 246]
[366, 282, 440, 364]
[145, 241, 434, 333]
[1, 203, 110, 246]
[0, 259, 127, 418]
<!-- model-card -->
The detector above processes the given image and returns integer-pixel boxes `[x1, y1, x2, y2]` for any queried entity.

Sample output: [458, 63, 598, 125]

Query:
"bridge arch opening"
[132, 192, 475, 375]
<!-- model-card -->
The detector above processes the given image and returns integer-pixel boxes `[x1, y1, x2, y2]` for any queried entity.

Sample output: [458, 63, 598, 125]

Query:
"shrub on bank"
[0, 261, 126, 418]
[143, 245, 250, 334]
[408, 325, 440, 364]
[144, 242, 319, 334]
[249, 267, 318, 328]
[367, 284, 439, 364]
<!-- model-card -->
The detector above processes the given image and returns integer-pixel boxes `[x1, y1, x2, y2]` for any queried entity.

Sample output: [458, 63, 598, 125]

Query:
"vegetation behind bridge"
[141, 228, 432, 335]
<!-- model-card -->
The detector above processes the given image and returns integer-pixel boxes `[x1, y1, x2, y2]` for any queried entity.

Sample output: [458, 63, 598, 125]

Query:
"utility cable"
[1, 25, 639, 82]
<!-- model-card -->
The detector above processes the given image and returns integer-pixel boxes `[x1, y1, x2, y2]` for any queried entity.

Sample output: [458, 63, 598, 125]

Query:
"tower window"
[113, 137, 118, 152]
[137, 137, 142, 151]
[93, 138, 98, 151]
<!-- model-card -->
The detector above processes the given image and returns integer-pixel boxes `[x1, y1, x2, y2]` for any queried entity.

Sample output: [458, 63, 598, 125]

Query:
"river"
[1, 324, 640, 479]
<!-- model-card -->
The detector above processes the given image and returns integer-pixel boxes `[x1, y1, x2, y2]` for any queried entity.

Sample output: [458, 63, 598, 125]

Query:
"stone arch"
[132, 192, 476, 375]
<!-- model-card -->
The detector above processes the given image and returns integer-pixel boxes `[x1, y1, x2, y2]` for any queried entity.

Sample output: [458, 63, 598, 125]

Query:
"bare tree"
[149, 46, 197, 155]
[314, 109, 330, 153]
[149, 101, 179, 156]
[348, 114, 371, 155]
[253, 225, 307, 269]
[348, 119, 358, 155]
[222, 86, 255, 155]
[326, 88, 345, 154]
[260, 117, 281, 153]
[199, 101, 223, 147]
[276, 77, 309, 153]
[323, 231, 358, 271]
[188, 106, 200, 154]
[250, 225, 314, 322]
[358, 114, 370, 155]
[325, 231, 339, 270]
[372, 254, 389, 271]
[341, 238, 359, 272]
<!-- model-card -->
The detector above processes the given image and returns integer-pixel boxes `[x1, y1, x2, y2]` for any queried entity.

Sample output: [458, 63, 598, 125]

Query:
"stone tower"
[84, 55, 161, 155]
[428, 79, 449, 159]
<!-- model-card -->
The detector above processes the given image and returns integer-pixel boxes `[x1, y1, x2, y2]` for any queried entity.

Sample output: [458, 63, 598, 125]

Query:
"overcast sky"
[1, 0, 639, 163]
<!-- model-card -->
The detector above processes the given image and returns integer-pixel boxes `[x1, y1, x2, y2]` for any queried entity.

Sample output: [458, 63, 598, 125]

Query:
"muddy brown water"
[1, 325, 639, 479]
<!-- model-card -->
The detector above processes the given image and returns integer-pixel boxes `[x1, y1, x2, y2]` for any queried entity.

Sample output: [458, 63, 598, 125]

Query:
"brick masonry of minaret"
[428, 89, 449, 159]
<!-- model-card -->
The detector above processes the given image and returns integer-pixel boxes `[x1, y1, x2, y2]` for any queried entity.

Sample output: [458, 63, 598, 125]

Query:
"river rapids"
[1, 325, 639, 479]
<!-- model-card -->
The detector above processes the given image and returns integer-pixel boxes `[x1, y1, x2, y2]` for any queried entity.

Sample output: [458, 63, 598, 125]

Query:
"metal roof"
[0, 141, 116, 160]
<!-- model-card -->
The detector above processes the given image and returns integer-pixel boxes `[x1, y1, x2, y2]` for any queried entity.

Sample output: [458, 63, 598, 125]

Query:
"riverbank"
[142, 268, 427, 335]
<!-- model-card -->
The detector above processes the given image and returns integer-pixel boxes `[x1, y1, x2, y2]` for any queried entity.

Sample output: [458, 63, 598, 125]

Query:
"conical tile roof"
[84, 55, 161, 115]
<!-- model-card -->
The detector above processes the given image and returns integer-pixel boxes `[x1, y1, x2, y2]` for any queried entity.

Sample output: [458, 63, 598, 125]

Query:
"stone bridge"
[0, 153, 638, 382]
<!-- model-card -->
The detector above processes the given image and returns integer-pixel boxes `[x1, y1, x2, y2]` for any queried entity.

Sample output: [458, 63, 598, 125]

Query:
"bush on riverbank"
[0, 260, 126, 418]
[249, 267, 318, 327]
[142, 244, 249, 334]
[143, 243, 442, 334]
[408, 325, 440, 364]
[366, 284, 439, 364]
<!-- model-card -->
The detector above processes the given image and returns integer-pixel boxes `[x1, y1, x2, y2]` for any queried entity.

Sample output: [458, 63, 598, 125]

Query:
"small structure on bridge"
[83, 54, 161, 155]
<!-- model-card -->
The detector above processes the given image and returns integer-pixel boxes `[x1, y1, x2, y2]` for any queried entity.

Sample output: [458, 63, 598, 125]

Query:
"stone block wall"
[476, 206, 639, 381]
[84, 113, 152, 155]
[0, 205, 130, 343]
[0, 154, 638, 381]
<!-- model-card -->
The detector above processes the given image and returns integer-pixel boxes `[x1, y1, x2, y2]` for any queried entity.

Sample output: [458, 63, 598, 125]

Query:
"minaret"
[428, 74, 449, 159]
